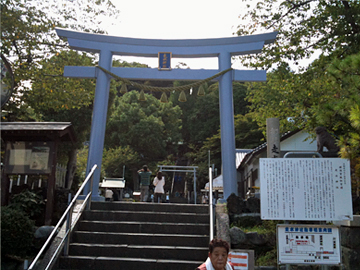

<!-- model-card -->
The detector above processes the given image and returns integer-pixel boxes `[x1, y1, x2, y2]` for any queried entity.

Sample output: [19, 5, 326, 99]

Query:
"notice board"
[277, 224, 340, 265]
[5, 141, 54, 174]
[260, 158, 352, 221]
[228, 249, 254, 270]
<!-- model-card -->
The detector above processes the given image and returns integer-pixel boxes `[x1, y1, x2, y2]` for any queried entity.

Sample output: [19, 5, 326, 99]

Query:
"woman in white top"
[153, 171, 165, 203]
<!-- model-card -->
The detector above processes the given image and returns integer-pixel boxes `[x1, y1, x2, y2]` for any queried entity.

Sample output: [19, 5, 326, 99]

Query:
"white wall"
[280, 131, 317, 151]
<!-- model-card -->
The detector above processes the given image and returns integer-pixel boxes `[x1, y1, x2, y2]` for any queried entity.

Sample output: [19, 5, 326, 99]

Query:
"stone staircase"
[55, 201, 210, 270]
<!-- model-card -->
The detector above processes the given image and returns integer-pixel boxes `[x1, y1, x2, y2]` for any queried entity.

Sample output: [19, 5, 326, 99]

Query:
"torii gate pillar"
[56, 28, 277, 200]
[218, 52, 237, 196]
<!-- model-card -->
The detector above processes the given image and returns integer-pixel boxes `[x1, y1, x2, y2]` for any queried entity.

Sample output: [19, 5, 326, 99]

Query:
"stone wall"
[335, 216, 360, 270]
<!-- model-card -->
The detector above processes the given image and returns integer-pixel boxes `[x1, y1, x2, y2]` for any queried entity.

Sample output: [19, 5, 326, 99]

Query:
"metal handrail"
[283, 151, 323, 158]
[27, 164, 98, 270]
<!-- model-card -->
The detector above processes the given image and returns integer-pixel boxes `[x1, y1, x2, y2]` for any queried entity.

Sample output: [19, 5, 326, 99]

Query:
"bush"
[10, 190, 45, 220]
[256, 248, 277, 266]
[1, 206, 35, 258]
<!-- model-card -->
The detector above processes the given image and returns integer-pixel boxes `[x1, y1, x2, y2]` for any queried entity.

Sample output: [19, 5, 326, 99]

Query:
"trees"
[104, 90, 182, 185]
[1, 0, 119, 118]
[237, 0, 360, 194]
[236, 0, 360, 69]
[1, 0, 120, 187]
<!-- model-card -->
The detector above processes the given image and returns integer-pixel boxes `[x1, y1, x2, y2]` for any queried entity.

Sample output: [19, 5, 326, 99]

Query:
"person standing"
[153, 171, 165, 203]
[138, 165, 152, 202]
[195, 238, 234, 270]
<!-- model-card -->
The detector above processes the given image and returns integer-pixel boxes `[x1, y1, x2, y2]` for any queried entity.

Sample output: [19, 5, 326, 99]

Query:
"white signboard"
[277, 225, 341, 265]
[260, 158, 352, 221]
[228, 250, 254, 270]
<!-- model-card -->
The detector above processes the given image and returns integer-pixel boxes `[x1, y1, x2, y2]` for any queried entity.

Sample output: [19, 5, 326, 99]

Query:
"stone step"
[83, 210, 209, 223]
[58, 256, 203, 270]
[72, 231, 209, 247]
[90, 201, 209, 214]
[77, 220, 209, 235]
[55, 202, 210, 269]
[69, 243, 208, 261]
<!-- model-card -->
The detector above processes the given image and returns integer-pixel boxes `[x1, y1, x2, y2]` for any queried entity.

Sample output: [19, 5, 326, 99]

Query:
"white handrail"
[209, 167, 214, 241]
[27, 164, 98, 270]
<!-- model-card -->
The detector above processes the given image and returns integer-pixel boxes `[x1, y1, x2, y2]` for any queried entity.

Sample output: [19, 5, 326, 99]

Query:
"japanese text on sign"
[158, 52, 171, 70]
[277, 225, 340, 265]
[260, 158, 352, 221]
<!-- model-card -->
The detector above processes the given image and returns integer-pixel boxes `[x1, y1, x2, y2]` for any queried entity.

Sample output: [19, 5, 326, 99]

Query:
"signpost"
[277, 225, 340, 265]
[260, 157, 353, 268]
[228, 249, 255, 270]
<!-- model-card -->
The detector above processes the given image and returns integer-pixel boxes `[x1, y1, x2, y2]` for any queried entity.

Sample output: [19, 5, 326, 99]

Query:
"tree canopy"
[105, 91, 182, 165]
[1, 0, 119, 117]
[238, 0, 360, 194]
[237, 0, 360, 69]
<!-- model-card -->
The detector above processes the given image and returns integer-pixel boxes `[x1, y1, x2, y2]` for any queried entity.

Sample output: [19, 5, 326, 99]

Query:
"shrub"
[10, 190, 45, 219]
[1, 206, 35, 258]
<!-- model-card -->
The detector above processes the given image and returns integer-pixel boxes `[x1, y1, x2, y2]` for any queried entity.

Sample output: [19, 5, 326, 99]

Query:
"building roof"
[1, 122, 76, 143]
[235, 149, 253, 168]
[237, 130, 301, 170]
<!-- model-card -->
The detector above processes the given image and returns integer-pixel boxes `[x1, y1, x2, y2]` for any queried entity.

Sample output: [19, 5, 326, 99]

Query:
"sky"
[100, 0, 252, 69]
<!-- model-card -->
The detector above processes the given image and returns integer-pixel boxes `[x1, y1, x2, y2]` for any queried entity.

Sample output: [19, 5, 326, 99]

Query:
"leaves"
[236, 0, 360, 69]
[1, 0, 119, 117]
[105, 91, 182, 164]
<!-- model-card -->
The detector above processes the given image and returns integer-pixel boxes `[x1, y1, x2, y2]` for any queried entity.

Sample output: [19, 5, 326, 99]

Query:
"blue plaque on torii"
[158, 52, 171, 70]
[55, 28, 277, 201]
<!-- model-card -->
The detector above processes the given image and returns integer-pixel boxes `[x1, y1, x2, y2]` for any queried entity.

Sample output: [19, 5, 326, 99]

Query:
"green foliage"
[235, 114, 265, 148]
[27, 50, 96, 112]
[189, 113, 264, 189]
[102, 146, 140, 177]
[236, 0, 360, 69]
[1, 206, 34, 258]
[105, 91, 182, 163]
[169, 82, 250, 145]
[255, 249, 277, 266]
[1, 0, 119, 120]
[231, 219, 279, 266]
[9, 190, 45, 219]
[76, 146, 89, 180]
[246, 53, 360, 194]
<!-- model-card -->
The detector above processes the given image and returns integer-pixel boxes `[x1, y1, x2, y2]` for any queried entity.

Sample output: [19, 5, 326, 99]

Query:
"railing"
[27, 164, 98, 270]
[209, 167, 214, 241]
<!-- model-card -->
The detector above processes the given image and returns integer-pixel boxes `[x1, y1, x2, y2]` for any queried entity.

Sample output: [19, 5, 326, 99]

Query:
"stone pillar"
[216, 203, 231, 244]
[266, 118, 280, 158]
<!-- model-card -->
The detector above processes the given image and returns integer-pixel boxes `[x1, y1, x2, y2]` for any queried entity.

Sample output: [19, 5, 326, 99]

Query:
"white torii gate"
[56, 28, 277, 201]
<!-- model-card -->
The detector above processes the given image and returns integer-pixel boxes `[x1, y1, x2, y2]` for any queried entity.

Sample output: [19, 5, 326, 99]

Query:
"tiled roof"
[237, 130, 300, 169]
[1, 122, 76, 142]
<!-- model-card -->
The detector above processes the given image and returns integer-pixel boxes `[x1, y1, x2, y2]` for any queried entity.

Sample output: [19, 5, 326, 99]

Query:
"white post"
[193, 170, 197, 205]
[209, 167, 214, 241]
[9, 176, 13, 193]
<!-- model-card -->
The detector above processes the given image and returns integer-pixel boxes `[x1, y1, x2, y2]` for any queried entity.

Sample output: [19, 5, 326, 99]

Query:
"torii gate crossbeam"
[56, 28, 277, 201]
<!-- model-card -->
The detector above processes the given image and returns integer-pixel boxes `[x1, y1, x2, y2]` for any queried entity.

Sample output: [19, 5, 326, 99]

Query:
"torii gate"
[55, 28, 277, 201]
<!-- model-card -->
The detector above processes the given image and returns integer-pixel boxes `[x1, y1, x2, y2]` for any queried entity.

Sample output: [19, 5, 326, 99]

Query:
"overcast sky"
[100, 0, 251, 69]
